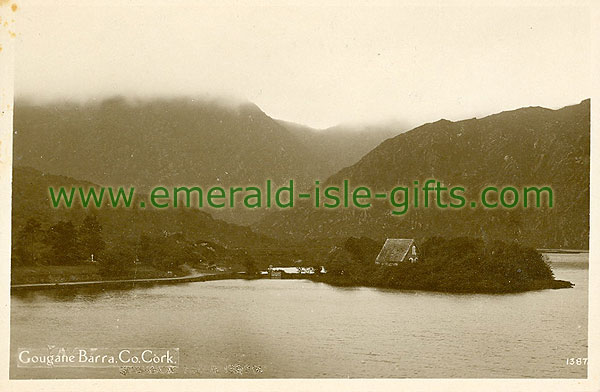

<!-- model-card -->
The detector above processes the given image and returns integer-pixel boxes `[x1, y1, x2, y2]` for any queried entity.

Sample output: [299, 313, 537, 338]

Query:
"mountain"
[14, 97, 310, 189]
[275, 119, 401, 179]
[254, 100, 590, 249]
[13, 96, 402, 224]
[14, 97, 589, 248]
[13, 97, 401, 191]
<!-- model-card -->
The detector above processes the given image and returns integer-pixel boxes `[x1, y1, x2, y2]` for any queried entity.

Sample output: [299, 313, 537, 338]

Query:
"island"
[309, 237, 573, 294]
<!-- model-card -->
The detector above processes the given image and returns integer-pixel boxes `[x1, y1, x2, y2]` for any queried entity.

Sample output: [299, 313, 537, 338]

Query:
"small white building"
[266, 265, 322, 278]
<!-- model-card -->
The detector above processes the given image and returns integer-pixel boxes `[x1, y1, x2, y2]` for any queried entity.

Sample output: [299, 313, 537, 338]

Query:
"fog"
[13, 1, 590, 128]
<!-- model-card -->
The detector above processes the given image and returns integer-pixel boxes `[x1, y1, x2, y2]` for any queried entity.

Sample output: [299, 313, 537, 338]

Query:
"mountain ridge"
[254, 99, 590, 249]
[13, 96, 404, 224]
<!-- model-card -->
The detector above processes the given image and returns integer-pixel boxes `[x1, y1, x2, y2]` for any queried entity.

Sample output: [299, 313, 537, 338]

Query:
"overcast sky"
[14, 1, 590, 129]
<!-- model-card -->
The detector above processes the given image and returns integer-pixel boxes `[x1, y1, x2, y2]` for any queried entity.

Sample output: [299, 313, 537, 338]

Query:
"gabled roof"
[375, 239, 415, 264]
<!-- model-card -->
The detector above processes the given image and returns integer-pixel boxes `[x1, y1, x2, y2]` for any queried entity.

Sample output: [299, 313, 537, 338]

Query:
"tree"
[44, 220, 81, 265]
[137, 233, 192, 273]
[343, 237, 382, 264]
[99, 246, 136, 277]
[326, 246, 353, 275]
[243, 255, 257, 275]
[79, 214, 106, 262]
[138, 234, 153, 264]
[14, 218, 47, 265]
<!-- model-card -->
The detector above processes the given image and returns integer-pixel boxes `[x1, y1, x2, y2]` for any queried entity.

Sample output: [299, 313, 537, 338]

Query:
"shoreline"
[11, 272, 574, 295]
[10, 272, 250, 291]
[305, 276, 574, 294]
[538, 248, 589, 254]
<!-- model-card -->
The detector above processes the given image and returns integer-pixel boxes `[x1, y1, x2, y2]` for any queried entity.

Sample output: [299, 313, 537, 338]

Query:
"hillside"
[11, 166, 273, 251]
[255, 100, 590, 249]
[13, 97, 401, 193]
[11, 167, 339, 274]
[13, 97, 402, 225]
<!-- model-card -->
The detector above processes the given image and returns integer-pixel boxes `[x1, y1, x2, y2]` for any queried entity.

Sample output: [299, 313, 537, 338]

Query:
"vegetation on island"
[316, 237, 572, 293]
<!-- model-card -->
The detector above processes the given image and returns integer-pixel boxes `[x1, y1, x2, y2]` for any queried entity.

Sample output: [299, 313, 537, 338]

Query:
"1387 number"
[566, 358, 588, 365]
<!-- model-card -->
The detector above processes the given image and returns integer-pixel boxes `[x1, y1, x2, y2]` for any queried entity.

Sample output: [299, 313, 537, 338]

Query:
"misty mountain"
[13, 97, 402, 225]
[13, 96, 402, 190]
[255, 100, 590, 249]
[275, 119, 401, 177]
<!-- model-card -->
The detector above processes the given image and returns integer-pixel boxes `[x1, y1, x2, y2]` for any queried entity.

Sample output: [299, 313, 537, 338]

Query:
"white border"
[0, 1, 598, 391]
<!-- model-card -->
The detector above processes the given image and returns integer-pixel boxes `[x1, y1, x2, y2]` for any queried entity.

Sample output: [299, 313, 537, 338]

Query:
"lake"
[10, 253, 588, 378]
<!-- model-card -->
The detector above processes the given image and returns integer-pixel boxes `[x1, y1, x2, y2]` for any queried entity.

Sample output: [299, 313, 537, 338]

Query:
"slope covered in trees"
[11, 167, 278, 282]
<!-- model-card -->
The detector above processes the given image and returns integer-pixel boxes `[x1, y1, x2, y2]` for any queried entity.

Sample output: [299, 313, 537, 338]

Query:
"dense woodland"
[12, 214, 256, 279]
[317, 236, 569, 293]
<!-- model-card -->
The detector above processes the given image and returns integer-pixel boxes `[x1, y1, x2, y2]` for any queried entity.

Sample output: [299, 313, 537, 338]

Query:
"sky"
[12, 1, 591, 129]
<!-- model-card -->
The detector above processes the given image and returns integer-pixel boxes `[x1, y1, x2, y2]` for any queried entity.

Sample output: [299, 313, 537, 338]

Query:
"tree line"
[13, 215, 106, 267]
[12, 215, 256, 278]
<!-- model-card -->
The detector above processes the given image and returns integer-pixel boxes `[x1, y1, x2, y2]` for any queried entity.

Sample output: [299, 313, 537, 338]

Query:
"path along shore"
[10, 272, 248, 291]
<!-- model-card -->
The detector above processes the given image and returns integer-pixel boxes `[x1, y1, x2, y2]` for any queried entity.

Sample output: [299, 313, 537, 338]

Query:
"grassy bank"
[11, 264, 184, 285]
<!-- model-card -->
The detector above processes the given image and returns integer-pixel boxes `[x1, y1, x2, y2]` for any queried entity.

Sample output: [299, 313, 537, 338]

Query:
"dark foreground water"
[10, 253, 588, 378]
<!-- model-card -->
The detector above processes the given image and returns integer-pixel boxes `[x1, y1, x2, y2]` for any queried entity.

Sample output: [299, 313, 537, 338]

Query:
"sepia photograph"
[0, 0, 598, 390]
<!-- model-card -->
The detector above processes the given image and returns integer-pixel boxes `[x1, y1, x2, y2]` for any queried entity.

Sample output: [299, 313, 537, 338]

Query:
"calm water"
[10, 253, 588, 378]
